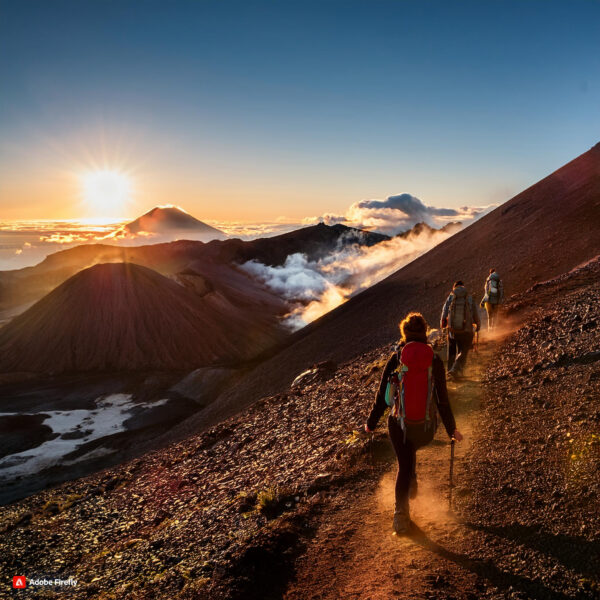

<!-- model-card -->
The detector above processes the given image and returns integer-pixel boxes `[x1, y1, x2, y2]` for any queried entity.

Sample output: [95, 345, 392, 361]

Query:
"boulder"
[291, 360, 337, 389]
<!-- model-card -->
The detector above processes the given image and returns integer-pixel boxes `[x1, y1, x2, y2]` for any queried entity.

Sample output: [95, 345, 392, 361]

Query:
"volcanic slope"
[194, 142, 600, 430]
[0, 262, 287, 373]
[114, 205, 228, 239]
[0, 223, 388, 311]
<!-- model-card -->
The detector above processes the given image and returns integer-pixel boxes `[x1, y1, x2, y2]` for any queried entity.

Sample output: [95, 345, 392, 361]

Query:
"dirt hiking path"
[285, 335, 576, 600]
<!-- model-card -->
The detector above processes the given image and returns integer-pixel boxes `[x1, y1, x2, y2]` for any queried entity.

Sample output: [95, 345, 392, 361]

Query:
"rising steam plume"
[242, 225, 459, 329]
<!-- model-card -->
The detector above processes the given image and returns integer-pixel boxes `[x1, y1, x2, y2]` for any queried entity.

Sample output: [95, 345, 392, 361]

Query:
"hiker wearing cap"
[480, 269, 504, 330]
[440, 280, 481, 379]
[363, 312, 463, 534]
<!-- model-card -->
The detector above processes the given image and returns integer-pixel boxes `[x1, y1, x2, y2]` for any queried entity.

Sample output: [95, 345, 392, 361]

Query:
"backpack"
[448, 290, 473, 333]
[384, 342, 437, 441]
[488, 276, 501, 305]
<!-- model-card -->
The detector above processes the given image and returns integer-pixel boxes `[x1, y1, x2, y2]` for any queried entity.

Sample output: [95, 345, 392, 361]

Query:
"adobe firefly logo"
[13, 576, 26, 588]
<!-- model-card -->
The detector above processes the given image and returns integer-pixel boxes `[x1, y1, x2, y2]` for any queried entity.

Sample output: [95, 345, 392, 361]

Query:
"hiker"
[440, 280, 480, 379]
[480, 268, 504, 330]
[363, 312, 463, 534]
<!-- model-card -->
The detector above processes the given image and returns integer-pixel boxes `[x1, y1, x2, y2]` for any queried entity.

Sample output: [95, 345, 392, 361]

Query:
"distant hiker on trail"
[363, 312, 463, 534]
[480, 268, 504, 330]
[440, 280, 481, 379]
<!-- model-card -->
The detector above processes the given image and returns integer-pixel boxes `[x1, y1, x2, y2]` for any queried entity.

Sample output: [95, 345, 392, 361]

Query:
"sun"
[79, 170, 133, 218]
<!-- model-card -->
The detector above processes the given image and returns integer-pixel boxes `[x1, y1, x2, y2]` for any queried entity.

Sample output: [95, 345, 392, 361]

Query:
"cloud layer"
[0, 194, 494, 270]
[242, 223, 457, 329]
[305, 193, 494, 235]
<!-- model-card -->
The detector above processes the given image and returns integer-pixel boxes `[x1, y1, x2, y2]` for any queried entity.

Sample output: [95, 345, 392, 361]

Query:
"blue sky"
[1, 0, 599, 221]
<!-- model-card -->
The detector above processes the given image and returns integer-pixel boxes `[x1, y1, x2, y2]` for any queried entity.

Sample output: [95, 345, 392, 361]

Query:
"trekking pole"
[445, 327, 450, 364]
[448, 438, 456, 511]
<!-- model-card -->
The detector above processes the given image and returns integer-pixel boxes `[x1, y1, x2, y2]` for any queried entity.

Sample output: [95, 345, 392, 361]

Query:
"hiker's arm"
[432, 355, 456, 437]
[366, 353, 396, 432]
[440, 295, 452, 327]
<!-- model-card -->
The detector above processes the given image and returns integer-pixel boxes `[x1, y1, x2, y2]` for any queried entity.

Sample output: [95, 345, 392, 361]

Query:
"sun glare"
[80, 170, 133, 217]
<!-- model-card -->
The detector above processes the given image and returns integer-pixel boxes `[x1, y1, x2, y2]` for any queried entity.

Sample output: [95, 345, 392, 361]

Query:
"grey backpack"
[488, 276, 501, 304]
[449, 292, 473, 333]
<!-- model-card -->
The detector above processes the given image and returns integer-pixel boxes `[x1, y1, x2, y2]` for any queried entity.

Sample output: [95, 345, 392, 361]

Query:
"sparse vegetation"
[256, 486, 279, 514]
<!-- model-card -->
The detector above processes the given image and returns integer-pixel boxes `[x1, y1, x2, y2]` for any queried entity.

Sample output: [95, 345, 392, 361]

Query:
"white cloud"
[241, 224, 458, 330]
[206, 221, 306, 240]
[306, 193, 495, 235]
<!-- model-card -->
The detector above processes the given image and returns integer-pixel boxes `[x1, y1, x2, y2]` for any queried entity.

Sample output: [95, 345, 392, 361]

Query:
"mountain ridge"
[0, 223, 389, 312]
[182, 142, 600, 435]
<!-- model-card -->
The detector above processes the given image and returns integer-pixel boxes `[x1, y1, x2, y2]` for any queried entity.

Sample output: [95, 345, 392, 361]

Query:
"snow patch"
[0, 394, 168, 480]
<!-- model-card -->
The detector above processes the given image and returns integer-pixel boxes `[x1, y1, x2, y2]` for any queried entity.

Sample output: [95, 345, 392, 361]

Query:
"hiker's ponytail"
[399, 312, 428, 344]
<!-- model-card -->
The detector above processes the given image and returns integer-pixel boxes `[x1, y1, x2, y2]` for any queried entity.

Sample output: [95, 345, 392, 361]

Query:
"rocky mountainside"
[193, 143, 600, 433]
[452, 257, 600, 599]
[461, 257, 600, 531]
[1, 258, 597, 599]
[283, 258, 600, 600]
[0, 348, 387, 599]
[0, 262, 287, 373]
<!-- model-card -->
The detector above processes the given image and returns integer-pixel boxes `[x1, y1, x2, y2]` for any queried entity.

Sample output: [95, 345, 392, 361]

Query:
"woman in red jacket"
[364, 312, 463, 534]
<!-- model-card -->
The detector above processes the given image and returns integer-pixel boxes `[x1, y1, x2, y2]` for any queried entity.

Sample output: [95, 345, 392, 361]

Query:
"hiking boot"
[409, 474, 418, 499]
[393, 508, 411, 534]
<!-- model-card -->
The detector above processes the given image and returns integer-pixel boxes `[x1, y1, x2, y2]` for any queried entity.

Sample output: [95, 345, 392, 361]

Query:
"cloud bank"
[1, 194, 495, 270]
[242, 224, 457, 329]
[304, 193, 494, 235]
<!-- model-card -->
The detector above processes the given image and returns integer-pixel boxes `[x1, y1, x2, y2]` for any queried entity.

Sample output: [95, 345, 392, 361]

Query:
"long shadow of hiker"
[463, 522, 600, 578]
[404, 524, 574, 600]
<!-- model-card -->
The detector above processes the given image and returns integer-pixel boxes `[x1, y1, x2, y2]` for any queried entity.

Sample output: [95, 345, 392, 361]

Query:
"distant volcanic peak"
[287, 222, 389, 245]
[439, 221, 463, 234]
[328, 223, 390, 242]
[69, 261, 165, 286]
[407, 222, 436, 236]
[0, 262, 209, 373]
[117, 206, 227, 239]
[396, 221, 462, 239]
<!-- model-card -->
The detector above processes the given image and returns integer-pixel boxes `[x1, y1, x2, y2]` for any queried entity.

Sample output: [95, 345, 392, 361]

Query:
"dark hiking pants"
[388, 417, 433, 511]
[448, 331, 474, 375]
